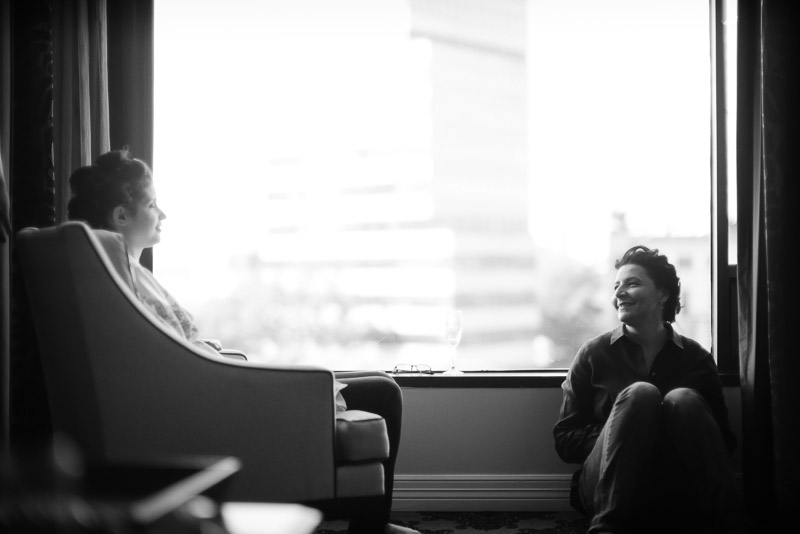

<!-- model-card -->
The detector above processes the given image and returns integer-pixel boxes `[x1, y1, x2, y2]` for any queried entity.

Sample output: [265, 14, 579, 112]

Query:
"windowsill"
[388, 370, 741, 388]
[390, 370, 568, 388]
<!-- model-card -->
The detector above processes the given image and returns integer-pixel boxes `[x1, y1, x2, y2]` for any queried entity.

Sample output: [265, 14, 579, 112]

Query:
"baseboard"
[392, 474, 574, 512]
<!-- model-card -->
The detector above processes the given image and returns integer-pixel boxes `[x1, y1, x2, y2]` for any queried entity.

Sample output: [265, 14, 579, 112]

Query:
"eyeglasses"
[392, 363, 434, 375]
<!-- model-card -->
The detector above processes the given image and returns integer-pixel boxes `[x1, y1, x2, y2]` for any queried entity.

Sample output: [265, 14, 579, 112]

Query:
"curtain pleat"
[760, 0, 800, 513]
[107, 0, 154, 165]
[0, 147, 8, 455]
[7, 0, 57, 445]
[87, 1, 109, 159]
[735, 0, 768, 515]
[737, 0, 800, 524]
[52, 0, 110, 222]
[1, 0, 11, 456]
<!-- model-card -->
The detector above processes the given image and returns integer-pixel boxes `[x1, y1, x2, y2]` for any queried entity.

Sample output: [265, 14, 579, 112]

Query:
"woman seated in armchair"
[67, 147, 419, 534]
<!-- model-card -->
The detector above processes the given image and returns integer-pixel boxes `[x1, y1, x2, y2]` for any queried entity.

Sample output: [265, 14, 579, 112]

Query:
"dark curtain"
[736, 0, 800, 527]
[52, 0, 111, 221]
[107, 0, 153, 164]
[6, 0, 58, 449]
[1, 0, 12, 457]
[1, 0, 154, 451]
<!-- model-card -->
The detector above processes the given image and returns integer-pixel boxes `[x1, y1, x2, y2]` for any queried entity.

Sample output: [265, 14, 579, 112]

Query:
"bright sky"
[153, 0, 712, 296]
[154, 0, 429, 281]
[527, 0, 711, 266]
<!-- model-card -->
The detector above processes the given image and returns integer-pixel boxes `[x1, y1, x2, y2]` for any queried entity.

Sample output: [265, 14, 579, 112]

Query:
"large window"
[154, 0, 712, 371]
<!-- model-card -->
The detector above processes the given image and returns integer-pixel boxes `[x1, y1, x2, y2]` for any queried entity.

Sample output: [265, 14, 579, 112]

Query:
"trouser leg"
[661, 388, 744, 534]
[579, 381, 662, 534]
[336, 371, 403, 532]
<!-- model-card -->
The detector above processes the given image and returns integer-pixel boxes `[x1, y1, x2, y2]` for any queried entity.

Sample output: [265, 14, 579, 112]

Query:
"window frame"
[711, 0, 739, 378]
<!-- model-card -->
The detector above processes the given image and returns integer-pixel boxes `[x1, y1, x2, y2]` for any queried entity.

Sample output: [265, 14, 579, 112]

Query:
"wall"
[393, 385, 743, 511]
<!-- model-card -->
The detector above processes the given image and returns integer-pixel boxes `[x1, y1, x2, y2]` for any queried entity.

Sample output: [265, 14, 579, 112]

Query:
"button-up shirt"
[553, 323, 737, 465]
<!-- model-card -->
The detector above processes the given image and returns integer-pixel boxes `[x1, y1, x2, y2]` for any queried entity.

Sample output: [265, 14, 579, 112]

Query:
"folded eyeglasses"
[392, 363, 434, 375]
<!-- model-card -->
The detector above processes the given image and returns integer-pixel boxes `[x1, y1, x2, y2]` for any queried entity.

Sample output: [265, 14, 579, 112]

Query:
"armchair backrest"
[16, 222, 340, 502]
[16, 222, 142, 459]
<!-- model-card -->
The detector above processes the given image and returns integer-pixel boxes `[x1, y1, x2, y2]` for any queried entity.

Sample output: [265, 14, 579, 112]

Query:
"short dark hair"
[615, 245, 681, 323]
[67, 147, 153, 230]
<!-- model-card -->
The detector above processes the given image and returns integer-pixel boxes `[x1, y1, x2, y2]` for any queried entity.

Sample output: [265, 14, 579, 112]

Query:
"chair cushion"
[335, 410, 390, 463]
[336, 463, 385, 498]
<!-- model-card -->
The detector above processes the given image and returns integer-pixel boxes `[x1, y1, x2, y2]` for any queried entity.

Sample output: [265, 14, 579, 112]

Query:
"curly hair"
[614, 245, 682, 323]
[67, 148, 153, 230]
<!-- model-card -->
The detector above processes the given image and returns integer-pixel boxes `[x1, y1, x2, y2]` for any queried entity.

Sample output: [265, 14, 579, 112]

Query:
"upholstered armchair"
[16, 221, 389, 510]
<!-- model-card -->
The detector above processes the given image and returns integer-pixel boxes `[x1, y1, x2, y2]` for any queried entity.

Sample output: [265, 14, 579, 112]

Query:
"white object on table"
[221, 502, 323, 534]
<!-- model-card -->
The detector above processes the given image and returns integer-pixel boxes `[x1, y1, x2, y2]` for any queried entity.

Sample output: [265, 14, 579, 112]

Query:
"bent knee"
[663, 387, 711, 421]
[663, 387, 703, 409]
[615, 381, 662, 413]
[620, 381, 661, 404]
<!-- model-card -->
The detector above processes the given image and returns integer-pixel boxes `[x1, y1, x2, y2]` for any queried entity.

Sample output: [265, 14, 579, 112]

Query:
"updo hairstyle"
[614, 245, 682, 323]
[67, 148, 152, 230]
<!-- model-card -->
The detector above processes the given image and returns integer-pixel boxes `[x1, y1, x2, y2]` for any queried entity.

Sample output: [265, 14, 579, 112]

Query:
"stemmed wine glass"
[443, 309, 463, 375]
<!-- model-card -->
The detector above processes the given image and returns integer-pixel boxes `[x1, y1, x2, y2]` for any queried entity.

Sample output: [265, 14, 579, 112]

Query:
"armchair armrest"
[97, 342, 338, 503]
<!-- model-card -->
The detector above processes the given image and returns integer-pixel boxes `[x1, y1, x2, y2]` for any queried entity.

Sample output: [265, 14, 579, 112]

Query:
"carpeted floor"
[315, 511, 590, 533]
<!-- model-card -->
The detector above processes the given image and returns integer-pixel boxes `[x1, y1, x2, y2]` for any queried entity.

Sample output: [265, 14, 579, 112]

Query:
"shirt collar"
[610, 323, 684, 349]
[610, 324, 626, 344]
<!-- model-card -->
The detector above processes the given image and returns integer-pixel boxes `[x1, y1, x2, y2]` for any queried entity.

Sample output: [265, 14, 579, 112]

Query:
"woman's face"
[119, 183, 166, 252]
[612, 264, 667, 328]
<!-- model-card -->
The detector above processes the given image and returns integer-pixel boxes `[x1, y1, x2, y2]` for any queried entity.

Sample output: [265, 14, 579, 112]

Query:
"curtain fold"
[6, 0, 57, 447]
[107, 0, 154, 165]
[1, 0, 11, 457]
[52, 0, 111, 222]
[736, 0, 800, 525]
